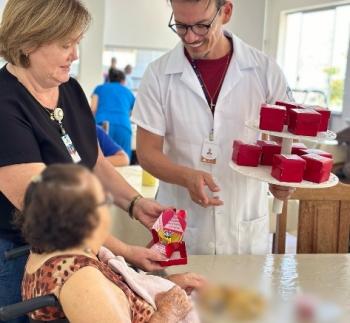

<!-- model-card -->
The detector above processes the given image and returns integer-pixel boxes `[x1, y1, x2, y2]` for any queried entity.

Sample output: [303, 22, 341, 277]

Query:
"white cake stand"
[231, 120, 339, 214]
[229, 162, 338, 188]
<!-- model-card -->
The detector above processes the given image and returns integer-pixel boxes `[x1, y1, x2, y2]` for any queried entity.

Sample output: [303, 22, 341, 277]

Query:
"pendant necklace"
[42, 106, 66, 135]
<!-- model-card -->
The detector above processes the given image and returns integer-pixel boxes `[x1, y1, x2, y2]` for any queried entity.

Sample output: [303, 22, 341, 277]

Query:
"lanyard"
[188, 43, 232, 115]
[190, 59, 216, 114]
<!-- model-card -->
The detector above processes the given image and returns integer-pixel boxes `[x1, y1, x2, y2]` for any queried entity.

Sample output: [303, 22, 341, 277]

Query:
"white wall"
[104, 0, 177, 50]
[228, 0, 267, 50]
[79, 0, 106, 96]
[104, 0, 267, 51]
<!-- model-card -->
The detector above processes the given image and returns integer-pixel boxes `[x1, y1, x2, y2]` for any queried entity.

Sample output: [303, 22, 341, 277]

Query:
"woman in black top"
[0, 1, 166, 319]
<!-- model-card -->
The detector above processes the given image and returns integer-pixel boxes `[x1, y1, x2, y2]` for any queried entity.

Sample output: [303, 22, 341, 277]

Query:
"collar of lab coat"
[164, 31, 258, 105]
[164, 31, 259, 75]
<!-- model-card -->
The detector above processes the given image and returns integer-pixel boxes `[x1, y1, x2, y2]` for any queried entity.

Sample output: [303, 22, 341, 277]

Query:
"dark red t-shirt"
[185, 45, 233, 114]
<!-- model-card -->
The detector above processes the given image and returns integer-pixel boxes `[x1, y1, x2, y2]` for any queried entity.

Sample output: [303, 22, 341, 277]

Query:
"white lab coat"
[132, 32, 290, 255]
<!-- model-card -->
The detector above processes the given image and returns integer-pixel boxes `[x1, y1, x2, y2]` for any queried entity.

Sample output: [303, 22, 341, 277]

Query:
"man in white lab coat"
[132, 0, 294, 254]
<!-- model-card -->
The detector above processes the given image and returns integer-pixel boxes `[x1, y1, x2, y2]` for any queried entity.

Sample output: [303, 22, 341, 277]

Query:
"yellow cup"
[142, 170, 157, 186]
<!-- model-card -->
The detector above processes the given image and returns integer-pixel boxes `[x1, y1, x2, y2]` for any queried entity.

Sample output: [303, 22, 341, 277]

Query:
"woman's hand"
[155, 286, 192, 322]
[133, 198, 168, 229]
[123, 245, 166, 272]
[167, 272, 207, 294]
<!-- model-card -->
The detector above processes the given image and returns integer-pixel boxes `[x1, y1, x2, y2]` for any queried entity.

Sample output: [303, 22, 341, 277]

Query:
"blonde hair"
[0, 0, 91, 67]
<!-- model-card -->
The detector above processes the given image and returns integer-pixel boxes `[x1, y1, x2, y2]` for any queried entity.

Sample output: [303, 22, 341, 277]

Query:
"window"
[103, 47, 167, 92]
[280, 5, 350, 112]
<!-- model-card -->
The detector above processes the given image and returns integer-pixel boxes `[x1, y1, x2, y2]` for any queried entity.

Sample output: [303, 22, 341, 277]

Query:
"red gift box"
[312, 106, 331, 132]
[259, 104, 286, 132]
[150, 209, 188, 267]
[299, 148, 332, 159]
[301, 154, 333, 183]
[271, 154, 306, 182]
[256, 140, 281, 165]
[232, 140, 262, 167]
[275, 101, 302, 124]
[291, 142, 308, 155]
[288, 109, 321, 136]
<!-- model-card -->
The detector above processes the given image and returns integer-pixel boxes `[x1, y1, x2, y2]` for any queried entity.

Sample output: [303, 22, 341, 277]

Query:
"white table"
[167, 254, 350, 322]
[110, 166, 158, 246]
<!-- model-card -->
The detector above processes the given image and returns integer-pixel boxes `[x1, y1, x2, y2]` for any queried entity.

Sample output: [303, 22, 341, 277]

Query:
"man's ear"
[221, 1, 233, 25]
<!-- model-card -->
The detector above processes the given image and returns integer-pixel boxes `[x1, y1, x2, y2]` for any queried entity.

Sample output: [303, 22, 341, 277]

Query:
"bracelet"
[127, 194, 143, 219]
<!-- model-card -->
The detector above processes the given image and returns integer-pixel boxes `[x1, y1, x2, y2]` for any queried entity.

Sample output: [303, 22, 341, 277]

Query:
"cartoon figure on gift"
[207, 148, 213, 156]
[159, 229, 182, 245]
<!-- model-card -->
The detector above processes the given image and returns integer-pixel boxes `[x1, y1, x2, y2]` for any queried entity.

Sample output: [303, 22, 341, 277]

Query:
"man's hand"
[269, 184, 295, 200]
[133, 198, 168, 230]
[123, 245, 166, 272]
[184, 169, 224, 207]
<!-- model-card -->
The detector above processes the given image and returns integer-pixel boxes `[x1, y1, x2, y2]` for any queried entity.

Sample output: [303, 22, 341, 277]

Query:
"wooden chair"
[273, 182, 350, 254]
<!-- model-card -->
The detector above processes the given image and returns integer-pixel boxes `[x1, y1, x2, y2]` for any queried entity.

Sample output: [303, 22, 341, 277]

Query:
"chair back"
[0, 294, 69, 323]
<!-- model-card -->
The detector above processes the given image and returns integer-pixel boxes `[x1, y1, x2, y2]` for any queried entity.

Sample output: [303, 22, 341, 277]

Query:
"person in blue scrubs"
[91, 69, 135, 158]
[96, 125, 129, 166]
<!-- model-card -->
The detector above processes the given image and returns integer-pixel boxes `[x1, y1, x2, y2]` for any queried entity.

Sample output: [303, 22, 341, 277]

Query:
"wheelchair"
[0, 245, 69, 323]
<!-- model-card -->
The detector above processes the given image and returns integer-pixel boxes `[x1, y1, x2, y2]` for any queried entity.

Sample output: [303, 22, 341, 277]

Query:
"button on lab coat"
[132, 32, 290, 255]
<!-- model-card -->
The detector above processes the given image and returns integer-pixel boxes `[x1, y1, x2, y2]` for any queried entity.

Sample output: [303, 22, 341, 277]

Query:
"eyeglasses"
[96, 193, 114, 208]
[168, 6, 222, 37]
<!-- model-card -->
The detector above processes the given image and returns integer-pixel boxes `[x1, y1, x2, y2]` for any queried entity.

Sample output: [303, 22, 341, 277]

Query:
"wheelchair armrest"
[4, 245, 30, 260]
[0, 294, 59, 321]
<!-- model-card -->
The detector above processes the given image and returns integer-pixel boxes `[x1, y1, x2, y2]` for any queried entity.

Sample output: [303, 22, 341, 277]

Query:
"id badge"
[61, 134, 82, 164]
[201, 139, 218, 164]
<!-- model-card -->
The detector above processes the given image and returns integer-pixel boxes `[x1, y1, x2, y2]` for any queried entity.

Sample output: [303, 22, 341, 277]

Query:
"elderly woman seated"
[17, 164, 205, 322]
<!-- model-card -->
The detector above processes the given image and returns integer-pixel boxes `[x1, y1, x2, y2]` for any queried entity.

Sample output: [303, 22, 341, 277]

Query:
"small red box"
[275, 101, 302, 124]
[288, 109, 321, 136]
[232, 140, 262, 166]
[301, 154, 333, 183]
[291, 142, 308, 155]
[312, 106, 331, 132]
[299, 148, 332, 159]
[259, 104, 286, 132]
[256, 140, 281, 165]
[271, 154, 306, 182]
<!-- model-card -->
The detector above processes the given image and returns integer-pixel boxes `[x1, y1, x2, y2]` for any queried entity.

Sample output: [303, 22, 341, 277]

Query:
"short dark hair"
[169, 0, 226, 10]
[108, 68, 126, 83]
[15, 164, 99, 254]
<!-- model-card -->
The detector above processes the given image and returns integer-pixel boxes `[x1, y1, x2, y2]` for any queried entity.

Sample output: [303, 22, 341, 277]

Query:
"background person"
[96, 125, 130, 166]
[124, 64, 135, 90]
[104, 56, 120, 82]
[92, 69, 135, 158]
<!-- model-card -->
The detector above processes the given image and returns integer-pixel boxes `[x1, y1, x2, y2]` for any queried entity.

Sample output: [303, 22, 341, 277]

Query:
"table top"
[111, 166, 158, 246]
[167, 254, 350, 322]
[115, 166, 158, 199]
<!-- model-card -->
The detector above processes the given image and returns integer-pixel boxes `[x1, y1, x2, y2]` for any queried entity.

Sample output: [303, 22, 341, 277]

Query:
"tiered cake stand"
[229, 120, 339, 213]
